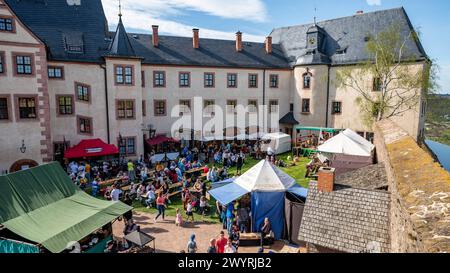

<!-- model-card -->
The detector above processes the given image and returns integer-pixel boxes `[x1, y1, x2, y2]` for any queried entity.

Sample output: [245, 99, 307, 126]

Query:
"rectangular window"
[179, 72, 190, 87]
[332, 101, 342, 114]
[249, 74, 258, 88]
[16, 55, 32, 75]
[0, 17, 13, 32]
[154, 100, 166, 116]
[0, 97, 9, 120]
[117, 100, 135, 119]
[0, 52, 4, 74]
[303, 73, 311, 89]
[153, 71, 165, 87]
[18, 97, 37, 119]
[75, 83, 90, 102]
[142, 100, 146, 117]
[227, 73, 237, 88]
[248, 100, 258, 113]
[179, 100, 191, 114]
[118, 137, 136, 156]
[115, 65, 133, 85]
[204, 72, 214, 87]
[227, 100, 237, 114]
[204, 100, 215, 114]
[270, 74, 279, 88]
[269, 100, 278, 113]
[373, 77, 382, 91]
[302, 99, 310, 113]
[48, 66, 64, 79]
[290, 103, 294, 112]
[78, 116, 92, 134]
[141, 71, 145, 87]
[58, 96, 73, 115]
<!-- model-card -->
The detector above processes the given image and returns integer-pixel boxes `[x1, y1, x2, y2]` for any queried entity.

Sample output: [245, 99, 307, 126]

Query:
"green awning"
[0, 162, 132, 253]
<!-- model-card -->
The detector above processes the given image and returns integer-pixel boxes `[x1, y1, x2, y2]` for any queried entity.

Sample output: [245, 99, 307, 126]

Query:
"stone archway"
[9, 159, 39, 173]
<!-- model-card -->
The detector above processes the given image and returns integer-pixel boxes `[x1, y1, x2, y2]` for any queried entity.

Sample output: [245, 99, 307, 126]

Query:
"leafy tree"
[336, 24, 438, 126]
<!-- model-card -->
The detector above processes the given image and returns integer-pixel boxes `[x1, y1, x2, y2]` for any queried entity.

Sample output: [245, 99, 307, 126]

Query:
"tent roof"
[318, 129, 375, 157]
[64, 138, 119, 159]
[0, 163, 131, 253]
[262, 132, 291, 140]
[124, 231, 155, 247]
[146, 135, 179, 146]
[234, 160, 297, 192]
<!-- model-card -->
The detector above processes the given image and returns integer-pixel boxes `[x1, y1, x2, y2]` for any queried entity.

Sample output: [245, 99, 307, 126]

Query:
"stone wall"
[374, 119, 450, 253]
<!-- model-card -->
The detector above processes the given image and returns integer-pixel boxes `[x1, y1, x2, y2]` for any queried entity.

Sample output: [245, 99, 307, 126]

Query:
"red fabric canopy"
[146, 135, 179, 146]
[64, 138, 119, 159]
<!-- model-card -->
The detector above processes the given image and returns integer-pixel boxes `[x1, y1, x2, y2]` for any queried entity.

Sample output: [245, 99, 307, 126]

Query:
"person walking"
[215, 231, 228, 254]
[154, 193, 166, 222]
[127, 160, 135, 182]
[207, 239, 217, 253]
[187, 234, 197, 253]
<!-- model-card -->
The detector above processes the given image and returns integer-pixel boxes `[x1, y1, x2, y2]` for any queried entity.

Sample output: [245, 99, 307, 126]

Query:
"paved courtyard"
[112, 211, 288, 253]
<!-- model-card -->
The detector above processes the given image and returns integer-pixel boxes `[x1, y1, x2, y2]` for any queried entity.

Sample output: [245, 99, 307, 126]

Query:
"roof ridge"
[273, 7, 405, 31]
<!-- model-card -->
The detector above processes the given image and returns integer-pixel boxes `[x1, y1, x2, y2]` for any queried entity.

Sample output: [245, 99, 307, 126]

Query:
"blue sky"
[102, 0, 450, 93]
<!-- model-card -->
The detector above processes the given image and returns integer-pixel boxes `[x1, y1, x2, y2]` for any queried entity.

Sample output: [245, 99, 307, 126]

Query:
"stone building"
[0, 0, 428, 173]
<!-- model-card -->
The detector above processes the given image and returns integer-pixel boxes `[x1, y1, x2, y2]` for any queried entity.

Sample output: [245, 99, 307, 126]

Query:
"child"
[186, 199, 195, 223]
[175, 208, 183, 227]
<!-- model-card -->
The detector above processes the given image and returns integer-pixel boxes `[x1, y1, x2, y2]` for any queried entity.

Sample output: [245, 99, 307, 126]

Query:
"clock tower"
[306, 24, 326, 53]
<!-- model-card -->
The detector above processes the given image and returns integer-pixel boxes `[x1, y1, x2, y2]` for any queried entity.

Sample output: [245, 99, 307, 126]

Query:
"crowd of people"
[64, 139, 282, 253]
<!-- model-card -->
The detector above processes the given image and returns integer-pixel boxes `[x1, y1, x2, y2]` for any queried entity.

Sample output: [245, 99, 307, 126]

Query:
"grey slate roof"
[298, 181, 390, 253]
[127, 33, 289, 68]
[6, 2, 426, 69]
[279, 112, 299, 125]
[335, 164, 388, 190]
[107, 16, 136, 58]
[5, 0, 111, 63]
[271, 7, 427, 66]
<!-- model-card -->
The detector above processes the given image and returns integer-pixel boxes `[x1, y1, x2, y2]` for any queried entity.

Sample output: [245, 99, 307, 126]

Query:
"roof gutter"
[325, 65, 331, 128]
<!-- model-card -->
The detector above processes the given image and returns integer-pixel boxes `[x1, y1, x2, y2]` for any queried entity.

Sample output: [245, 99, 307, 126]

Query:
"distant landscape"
[425, 94, 450, 146]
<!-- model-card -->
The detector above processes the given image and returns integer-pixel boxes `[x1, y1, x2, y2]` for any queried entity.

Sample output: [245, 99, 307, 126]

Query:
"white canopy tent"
[317, 129, 375, 174]
[317, 129, 374, 156]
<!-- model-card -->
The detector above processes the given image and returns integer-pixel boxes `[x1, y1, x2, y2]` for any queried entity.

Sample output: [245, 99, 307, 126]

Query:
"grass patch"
[119, 152, 310, 223]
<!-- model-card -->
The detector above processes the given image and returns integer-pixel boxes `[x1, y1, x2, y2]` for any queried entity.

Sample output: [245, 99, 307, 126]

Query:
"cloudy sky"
[102, 0, 450, 93]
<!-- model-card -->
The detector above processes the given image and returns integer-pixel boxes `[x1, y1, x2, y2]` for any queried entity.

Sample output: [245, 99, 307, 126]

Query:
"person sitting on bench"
[260, 217, 272, 247]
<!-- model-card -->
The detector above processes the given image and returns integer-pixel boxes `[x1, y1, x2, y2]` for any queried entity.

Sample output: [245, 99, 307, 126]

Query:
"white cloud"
[102, 0, 267, 42]
[366, 0, 382, 6]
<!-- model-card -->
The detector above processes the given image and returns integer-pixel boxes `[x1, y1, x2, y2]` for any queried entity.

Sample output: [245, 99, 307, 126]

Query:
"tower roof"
[108, 16, 136, 58]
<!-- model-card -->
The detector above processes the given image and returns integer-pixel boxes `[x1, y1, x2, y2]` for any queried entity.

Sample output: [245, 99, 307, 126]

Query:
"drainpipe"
[262, 69, 266, 133]
[100, 64, 111, 144]
[325, 65, 331, 128]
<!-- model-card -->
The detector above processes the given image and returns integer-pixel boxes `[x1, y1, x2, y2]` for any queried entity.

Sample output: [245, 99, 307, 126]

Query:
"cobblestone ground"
[112, 211, 287, 253]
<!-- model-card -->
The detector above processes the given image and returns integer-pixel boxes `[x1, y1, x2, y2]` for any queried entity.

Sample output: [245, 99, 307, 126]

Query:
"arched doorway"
[9, 159, 39, 173]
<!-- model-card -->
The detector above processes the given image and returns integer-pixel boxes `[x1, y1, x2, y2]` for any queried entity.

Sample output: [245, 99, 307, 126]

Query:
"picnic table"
[184, 167, 205, 179]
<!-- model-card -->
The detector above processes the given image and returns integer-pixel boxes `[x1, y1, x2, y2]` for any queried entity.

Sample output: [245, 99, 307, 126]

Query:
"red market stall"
[146, 135, 179, 146]
[64, 139, 119, 159]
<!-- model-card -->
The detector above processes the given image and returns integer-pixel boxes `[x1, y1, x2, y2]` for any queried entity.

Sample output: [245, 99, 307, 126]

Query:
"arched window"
[303, 72, 312, 89]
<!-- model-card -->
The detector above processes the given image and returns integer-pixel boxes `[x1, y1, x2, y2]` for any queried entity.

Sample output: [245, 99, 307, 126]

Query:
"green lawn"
[129, 153, 310, 223]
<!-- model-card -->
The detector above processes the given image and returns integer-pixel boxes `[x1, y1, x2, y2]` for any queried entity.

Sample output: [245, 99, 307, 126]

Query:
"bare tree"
[336, 25, 437, 126]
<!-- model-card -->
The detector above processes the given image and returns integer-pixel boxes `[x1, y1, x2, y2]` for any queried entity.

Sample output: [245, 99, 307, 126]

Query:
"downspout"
[325, 65, 331, 128]
[100, 64, 111, 144]
[262, 69, 266, 132]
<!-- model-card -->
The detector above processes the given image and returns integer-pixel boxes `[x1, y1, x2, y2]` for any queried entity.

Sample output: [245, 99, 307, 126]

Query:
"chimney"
[236, 31, 242, 52]
[317, 167, 335, 193]
[193, 28, 199, 49]
[265, 36, 272, 54]
[152, 25, 159, 47]
[356, 10, 364, 15]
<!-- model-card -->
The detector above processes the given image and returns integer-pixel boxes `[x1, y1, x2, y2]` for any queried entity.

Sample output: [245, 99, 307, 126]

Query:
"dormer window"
[336, 47, 347, 55]
[63, 33, 84, 54]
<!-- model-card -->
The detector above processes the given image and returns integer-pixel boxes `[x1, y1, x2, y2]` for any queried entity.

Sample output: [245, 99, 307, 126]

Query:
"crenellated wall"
[374, 119, 450, 253]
